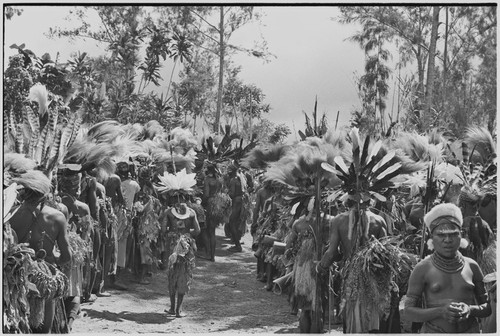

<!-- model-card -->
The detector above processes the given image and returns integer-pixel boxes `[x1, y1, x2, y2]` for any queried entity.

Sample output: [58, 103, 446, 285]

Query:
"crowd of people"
[245, 126, 497, 333]
[3, 115, 256, 333]
[3, 98, 497, 334]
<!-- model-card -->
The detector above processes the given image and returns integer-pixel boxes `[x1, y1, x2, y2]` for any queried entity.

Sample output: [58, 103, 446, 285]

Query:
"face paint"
[431, 222, 461, 258]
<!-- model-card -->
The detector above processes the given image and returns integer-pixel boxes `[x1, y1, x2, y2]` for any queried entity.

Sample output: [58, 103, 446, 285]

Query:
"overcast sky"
[4, 5, 377, 140]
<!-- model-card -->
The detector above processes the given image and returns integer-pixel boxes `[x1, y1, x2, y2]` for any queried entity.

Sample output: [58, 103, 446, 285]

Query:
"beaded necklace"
[431, 251, 465, 273]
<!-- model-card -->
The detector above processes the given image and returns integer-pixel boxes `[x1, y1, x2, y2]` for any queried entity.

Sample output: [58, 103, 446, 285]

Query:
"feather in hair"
[87, 120, 123, 143]
[155, 168, 196, 194]
[14, 170, 52, 195]
[392, 131, 444, 163]
[465, 126, 496, 162]
[4, 153, 37, 173]
[24, 105, 40, 135]
[427, 129, 446, 145]
[64, 136, 92, 163]
[82, 144, 120, 177]
[15, 123, 24, 154]
[240, 144, 291, 169]
[28, 83, 49, 117]
[33, 121, 49, 164]
[122, 123, 144, 140]
[143, 120, 164, 140]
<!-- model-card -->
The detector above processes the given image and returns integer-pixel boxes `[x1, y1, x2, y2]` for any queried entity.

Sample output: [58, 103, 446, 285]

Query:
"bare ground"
[72, 227, 344, 334]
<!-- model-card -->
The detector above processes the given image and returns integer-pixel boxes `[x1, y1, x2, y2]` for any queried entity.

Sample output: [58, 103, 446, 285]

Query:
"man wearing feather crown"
[8, 167, 72, 333]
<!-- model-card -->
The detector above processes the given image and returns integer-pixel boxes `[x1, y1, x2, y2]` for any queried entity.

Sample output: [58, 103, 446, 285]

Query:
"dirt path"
[73, 227, 342, 334]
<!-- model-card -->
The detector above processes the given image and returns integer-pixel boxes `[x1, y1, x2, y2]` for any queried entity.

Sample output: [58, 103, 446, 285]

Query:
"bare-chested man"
[9, 170, 72, 333]
[316, 200, 387, 333]
[105, 166, 130, 290]
[318, 201, 387, 265]
[404, 203, 491, 333]
[58, 167, 94, 331]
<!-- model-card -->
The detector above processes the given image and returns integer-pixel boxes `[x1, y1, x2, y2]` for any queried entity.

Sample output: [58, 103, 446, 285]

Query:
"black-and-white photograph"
[3, 4, 497, 334]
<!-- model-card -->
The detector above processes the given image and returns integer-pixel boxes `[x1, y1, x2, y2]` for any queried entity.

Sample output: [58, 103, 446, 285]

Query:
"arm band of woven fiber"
[404, 294, 422, 308]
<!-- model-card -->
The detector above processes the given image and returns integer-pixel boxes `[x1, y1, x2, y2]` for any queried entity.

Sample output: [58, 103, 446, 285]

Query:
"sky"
[3, 5, 377, 141]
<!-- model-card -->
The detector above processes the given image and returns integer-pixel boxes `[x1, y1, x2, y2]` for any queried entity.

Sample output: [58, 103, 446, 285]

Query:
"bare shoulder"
[107, 174, 121, 185]
[75, 200, 91, 216]
[42, 205, 67, 226]
[42, 205, 63, 217]
[412, 256, 432, 275]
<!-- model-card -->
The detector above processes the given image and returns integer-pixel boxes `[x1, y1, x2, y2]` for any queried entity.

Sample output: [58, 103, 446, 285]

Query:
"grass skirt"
[167, 234, 196, 295]
[292, 237, 316, 310]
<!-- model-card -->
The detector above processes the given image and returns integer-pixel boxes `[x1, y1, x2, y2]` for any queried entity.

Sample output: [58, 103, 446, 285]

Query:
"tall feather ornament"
[322, 128, 423, 246]
[28, 83, 49, 117]
[464, 126, 496, 164]
[240, 144, 291, 169]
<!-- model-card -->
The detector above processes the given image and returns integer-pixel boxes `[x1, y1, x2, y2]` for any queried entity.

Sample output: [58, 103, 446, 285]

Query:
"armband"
[404, 294, 422, 308]
[476, 291, 489, 304]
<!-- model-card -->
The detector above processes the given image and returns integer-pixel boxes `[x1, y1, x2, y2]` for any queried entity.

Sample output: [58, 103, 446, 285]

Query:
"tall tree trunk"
[423, 6, 440, 130]
[166, 59, 178, 99]
[442, 7, 449, 113]
[215, 6, 224, 134]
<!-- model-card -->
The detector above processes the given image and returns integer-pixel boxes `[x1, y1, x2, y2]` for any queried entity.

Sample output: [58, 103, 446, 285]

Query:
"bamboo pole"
[312, 172, 323, 333]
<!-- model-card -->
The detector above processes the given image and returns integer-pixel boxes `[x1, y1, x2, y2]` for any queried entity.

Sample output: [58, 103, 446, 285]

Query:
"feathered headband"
[321, 128, 418, 205]
[155, 168, 197, 197]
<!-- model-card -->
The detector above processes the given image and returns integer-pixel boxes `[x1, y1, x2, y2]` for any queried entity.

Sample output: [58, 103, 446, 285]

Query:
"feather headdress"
[196, 125, 253, 163]
[4, 84, 82, 176]
[464, 126, 496, 165]
[263, 132, 349, 213]
[458, 127, 497, 205]
[86, 120, 123, 143]
[321, 128, 412, 205]
[28, 83, 49, 117]
[4, 153, 37, 174]
[391, 131, 445, 163]
[240, 144, 291, 169]
[155, 168, 197, 197]
[143, 120, 164, 140]
[14, 170, 52, 196]
[166, 127, 198, 150]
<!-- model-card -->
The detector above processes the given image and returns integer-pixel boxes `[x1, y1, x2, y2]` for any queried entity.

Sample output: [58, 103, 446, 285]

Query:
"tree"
[339, 6, 434, 131]
[268, 123, 291, 144]
[167, 6, 271, 134]
[339, 6, 496, 135]
[48, 6, 192, 125]
[4, 6, 23, 20]
[423, 6, 440, 130]
[222, 65, 270, 136]
[173, 49, 217, 133]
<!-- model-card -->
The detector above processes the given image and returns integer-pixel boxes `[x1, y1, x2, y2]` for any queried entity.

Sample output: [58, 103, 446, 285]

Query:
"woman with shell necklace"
[162, 195, 201, 318]
[404, 203, 491, 333]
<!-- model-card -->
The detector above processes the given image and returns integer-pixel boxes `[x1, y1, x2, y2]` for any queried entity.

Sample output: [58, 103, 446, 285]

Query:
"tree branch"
[190, 22, 220, 45]
[188, 8, 220, 33]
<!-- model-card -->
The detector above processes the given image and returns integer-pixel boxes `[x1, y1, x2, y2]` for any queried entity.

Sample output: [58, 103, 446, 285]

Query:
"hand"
[443, 302, 470, 323]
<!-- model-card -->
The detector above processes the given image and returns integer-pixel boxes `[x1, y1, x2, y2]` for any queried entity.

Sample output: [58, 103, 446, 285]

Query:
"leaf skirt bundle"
[340, 236, 413, 333]
[27, 260, 69, 329]
[292, 237, 317, 310]
[207, 192, 232, 224]
[3, 244, 35, 333]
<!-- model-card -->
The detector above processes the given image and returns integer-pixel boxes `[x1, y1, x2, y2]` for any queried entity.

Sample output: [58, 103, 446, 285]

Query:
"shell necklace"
[431, 251, 465, 273]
